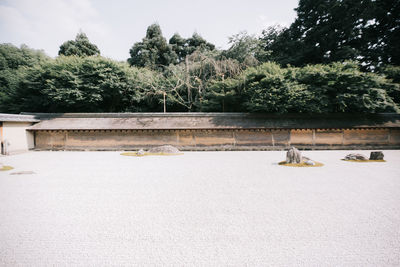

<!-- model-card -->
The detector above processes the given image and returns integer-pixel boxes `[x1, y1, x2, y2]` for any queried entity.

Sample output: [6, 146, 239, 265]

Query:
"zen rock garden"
[119, 145, 386, 165]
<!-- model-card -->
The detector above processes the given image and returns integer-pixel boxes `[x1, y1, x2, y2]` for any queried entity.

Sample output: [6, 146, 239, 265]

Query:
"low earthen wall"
[34, 128, 400, 151]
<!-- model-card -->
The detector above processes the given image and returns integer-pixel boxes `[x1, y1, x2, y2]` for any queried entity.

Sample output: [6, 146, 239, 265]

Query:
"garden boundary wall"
[24, 113, 400, 151]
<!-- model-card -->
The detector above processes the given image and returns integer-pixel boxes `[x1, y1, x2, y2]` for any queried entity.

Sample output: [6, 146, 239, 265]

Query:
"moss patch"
[341, 159, 386, 163]
[278, 161, 324, 167]
[0, 166, 14, 171]
[121, 152, 184, 157]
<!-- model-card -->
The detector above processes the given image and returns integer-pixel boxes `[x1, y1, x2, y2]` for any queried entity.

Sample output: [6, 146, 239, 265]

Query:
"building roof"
[25, 113, 400, 130]
[0, 113, 40, 123]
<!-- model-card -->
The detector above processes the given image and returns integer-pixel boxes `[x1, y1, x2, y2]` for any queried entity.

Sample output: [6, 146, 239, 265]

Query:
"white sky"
[0, 0, 298, 61]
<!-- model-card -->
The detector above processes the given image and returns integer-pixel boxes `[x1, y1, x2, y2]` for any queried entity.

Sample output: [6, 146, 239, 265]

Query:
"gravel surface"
[1, 150, 400, 266]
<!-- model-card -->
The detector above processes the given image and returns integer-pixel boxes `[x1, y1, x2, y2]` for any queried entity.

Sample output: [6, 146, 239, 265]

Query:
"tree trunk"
[185, 56, 191, 111]
[163, 91, 166, 113]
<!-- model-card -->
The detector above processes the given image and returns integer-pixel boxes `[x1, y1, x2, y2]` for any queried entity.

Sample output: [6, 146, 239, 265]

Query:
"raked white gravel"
[0, 150, 399, 266]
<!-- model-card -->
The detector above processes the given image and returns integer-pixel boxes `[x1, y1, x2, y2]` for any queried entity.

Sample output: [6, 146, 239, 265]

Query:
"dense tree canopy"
[0, 44, 50, 112]
[58, 32, 100, 57]
[128, 24, 176, 70]
[203, 62, 399, 113]
[5, 56, 159, 113]
[259, 0, 400, 70]
[222, 31, 259, 65]
[1, 0, 400, 114]
[169, 32, 215, 63]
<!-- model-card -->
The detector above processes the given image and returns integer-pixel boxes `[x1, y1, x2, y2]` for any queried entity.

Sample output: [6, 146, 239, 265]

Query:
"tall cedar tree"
[260, 0, 400, 69]
[128, 24, 176, 70]
[58, 32, 100, 57]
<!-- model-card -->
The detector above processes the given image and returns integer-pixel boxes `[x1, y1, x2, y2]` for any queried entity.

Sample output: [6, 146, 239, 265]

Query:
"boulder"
[286, 147, 302, 164]
[345, 153, 368, 161]
[148, 145, 181, 154]
[369, 151, 384, 160]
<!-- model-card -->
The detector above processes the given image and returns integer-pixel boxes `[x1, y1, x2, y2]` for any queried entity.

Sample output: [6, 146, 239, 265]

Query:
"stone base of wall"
[32, 128, 400, 151]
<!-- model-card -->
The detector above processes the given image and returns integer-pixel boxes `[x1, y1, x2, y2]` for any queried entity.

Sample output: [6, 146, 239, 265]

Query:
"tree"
[186, 33, 215, 54]
[8, 56, 148, 113]
[362, 0, 400, 67]
[58, 32, 100, 57]
[239, 62, 316, 113]
[177, 50, 242, 111]
[222, 31, 259, 65]
[169, 32, 215, 64]
[169, 33, 187, 63]
[202, 61, 399, 113]
[0, 44, 49, 112]
[128, 24, 176, 70]
[256, 25, 289, 64]
[258, 0, 400, 69]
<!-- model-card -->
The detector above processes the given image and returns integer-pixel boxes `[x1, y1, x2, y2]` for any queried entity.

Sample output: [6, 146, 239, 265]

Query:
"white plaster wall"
[2, 122, 34, 154]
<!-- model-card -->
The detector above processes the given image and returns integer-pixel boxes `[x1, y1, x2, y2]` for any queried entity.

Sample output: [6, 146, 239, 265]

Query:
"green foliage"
[169, 33, 187, 63]
[361, 0, 400, 67]
[256, 25, 293, 65]
[58, 32, 100, 57]
[239, 62, 317, 113]
[222, 31, 259, 66]
[382, 65, 400, 84]
[128, 24, 177, 70]
[202, 78, 240, 112]
[1, 19, 400, 114]
[0, 43, 49, 70]
[257, 0, 400, 69]
[203, 62, 399, 113]
[291, 62, 399, 112]
[6, 56, 154, 113]
[169, 32, 215, 64]
[163, 50, 243, 111]
[379, 65, 400, 104]
[0, 44, 50, 112]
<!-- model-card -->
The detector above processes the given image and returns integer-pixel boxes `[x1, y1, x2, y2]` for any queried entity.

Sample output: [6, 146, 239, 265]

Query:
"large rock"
[286, 147, 302, 164]
[148, 145, 181, 154]
[345, 153, 368, 161]
[369, 151, 384, 160]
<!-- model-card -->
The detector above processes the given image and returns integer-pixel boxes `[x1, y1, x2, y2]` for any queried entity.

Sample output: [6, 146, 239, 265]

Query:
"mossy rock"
[278, 161, 324, 167]
[0, 166, 14, 171]
[341, 159, 386, 163]
[121, 152, 183, 157]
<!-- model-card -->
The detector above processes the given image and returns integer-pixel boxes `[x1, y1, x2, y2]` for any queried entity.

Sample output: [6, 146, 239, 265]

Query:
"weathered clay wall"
[34, 128, 400, 150]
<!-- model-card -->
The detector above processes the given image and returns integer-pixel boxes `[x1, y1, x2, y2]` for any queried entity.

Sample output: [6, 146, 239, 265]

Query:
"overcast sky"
[0, 0, 298, 61]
